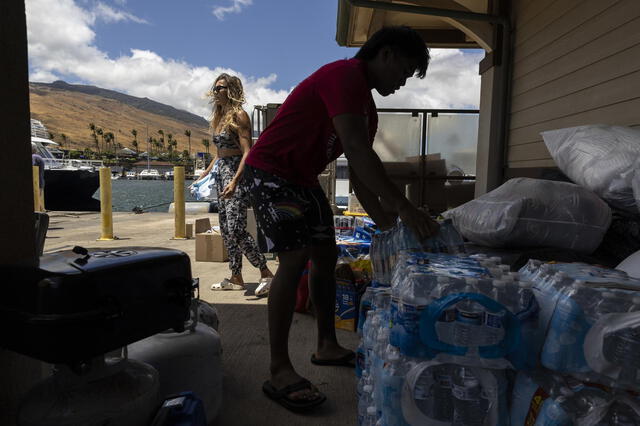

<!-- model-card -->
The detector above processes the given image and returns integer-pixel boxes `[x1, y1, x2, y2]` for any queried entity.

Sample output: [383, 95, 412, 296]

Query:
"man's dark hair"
[355, 26, 430, 78]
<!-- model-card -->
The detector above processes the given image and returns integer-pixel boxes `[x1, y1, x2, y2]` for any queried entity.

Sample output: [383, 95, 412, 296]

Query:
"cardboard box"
[195, 218, 211, 234]
[335, 277, 359, 332]
[195, 231, 228, 262]
[185, 223, 194, 239]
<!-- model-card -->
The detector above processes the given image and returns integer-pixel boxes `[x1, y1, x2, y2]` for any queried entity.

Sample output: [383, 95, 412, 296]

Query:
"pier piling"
[97, 167, 115, 240]
[173, 166, 187, 239]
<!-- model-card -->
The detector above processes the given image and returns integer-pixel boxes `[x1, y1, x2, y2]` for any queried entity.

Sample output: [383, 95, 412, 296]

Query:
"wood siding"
[507, 0, 640, 168]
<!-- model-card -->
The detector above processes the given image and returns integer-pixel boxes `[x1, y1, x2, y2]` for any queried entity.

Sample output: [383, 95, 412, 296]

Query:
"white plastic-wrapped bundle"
[541, 124, 640, 212]
[443, 178, 611, 253]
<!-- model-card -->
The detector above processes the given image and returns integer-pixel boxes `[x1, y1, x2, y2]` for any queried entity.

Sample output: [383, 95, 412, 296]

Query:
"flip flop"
[210, 278, 245, 291]
[310, 351, 356, 367]
[262, 379, 326, 413]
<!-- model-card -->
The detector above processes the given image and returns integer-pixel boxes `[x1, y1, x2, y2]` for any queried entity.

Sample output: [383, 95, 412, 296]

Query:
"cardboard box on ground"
[346, 154, 475, 215]
[194, 218, 228, 262]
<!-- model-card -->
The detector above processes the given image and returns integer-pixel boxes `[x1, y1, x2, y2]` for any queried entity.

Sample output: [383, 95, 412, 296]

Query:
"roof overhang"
[336, 0, 497, 52]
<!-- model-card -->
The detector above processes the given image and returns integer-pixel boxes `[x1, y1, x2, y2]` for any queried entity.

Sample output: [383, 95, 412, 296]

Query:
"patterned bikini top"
[212, 131, 240, 150]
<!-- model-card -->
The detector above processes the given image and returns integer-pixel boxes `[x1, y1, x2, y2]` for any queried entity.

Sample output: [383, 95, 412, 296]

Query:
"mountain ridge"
[29, 81, 213, 153]
[32, 80, 209, 128]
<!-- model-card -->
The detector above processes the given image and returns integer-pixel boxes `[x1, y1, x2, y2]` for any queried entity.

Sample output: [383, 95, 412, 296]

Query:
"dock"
[43, 211, 359, 426]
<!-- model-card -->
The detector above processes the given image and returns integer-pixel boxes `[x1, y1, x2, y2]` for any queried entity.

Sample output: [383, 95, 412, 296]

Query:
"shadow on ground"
[213, 302, 359, 426]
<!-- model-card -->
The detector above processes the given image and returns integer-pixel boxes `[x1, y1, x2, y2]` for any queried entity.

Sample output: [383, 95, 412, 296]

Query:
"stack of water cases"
[511, 260, 640, 425]
[356, 216, 640, 425]
[356, 219, 538, 425]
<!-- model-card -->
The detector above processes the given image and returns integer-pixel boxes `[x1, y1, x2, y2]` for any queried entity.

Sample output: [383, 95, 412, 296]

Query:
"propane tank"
[18, 356, 159, 426]
[128, 297, 223, 422]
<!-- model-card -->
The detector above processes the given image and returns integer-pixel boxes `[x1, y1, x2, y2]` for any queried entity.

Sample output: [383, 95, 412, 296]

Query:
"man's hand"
[397, 201, 440, 241]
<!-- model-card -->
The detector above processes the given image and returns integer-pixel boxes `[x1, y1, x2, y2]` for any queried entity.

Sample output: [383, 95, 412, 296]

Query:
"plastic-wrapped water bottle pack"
[510, 370, 640, 425]
[520, 260, 640, 391]
[357, 220, 640, 425]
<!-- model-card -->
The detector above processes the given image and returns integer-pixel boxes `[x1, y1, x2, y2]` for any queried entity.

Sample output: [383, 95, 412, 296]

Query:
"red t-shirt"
[246, 58, 378, 186]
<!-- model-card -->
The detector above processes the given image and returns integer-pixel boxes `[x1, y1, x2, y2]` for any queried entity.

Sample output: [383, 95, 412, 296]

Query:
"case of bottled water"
[519, 260, 640, 390]
[401, 361, 509, 426]
[510, 370, 640, 425]
[358, 217, 640, 425]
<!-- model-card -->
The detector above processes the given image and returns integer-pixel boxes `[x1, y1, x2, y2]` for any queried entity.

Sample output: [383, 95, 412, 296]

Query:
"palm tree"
[184, 129, 191, 157]
[89, 123, 99, 152]
[202, 138, 210, 156]
[131, 129, 138, 152]
[104, 132, 115, 153]
[157, 129, 164, 153]
[96, 128, 104, 153]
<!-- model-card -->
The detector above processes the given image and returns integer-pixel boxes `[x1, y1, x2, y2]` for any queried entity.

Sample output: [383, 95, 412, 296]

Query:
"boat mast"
[146, 125, 150, 171]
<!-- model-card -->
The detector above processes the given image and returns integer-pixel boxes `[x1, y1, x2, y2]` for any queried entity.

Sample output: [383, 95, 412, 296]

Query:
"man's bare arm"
[333, 113, 438, 240]
[349, 166, 394, 230]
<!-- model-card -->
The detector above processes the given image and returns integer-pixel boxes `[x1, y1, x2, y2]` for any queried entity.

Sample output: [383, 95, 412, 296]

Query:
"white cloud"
[93, 2, 148, 24]
[25, 0, 481, 122]
[374, 49, 483, 109]
[25, 0, 288, 119]
[212, 0, 252, 21]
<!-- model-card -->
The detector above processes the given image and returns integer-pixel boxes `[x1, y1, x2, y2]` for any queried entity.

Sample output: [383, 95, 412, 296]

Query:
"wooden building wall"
[506, 0, 640, 169]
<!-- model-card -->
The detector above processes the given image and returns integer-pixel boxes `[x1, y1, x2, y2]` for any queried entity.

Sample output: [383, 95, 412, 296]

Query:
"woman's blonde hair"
[208, 73, 246, 134]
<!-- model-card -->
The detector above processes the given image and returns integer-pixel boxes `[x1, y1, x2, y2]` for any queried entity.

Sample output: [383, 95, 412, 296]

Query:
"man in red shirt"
[245, 26, 439, 412]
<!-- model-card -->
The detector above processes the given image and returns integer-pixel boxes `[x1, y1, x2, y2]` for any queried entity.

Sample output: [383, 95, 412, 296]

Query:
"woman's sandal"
[210, 278, 245, 291]
[254, 277, 273, 297]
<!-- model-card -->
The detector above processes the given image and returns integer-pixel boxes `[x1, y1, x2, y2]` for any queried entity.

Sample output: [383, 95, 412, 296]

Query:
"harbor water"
[98, 179, 215, 213]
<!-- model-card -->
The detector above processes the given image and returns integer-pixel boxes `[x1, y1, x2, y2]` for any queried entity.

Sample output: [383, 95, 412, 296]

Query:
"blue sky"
[93, 0, 355, 91]
[26, 0, 484, 118]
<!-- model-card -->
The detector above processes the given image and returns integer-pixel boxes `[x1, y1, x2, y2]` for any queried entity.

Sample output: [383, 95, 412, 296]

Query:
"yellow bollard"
[173, 166, 187, 239]
[97, 167, 115, 240]
[32, 165, 41, 212]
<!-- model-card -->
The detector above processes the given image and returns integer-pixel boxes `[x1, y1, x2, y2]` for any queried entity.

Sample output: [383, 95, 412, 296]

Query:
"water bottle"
[452, 367, 488, 426]
[452, 285, 485, 348]
[596, 291, 631, 315]
[358, 384, 374, 425]
[380, 347, 412, 426]
[358, 287, 377, 336]
[362, 405, 378, 426]
[398, 273, 433, 357]
[597, 401, 640, 425]
[603, 327, 640, 378]
[430, 364, 454, 421]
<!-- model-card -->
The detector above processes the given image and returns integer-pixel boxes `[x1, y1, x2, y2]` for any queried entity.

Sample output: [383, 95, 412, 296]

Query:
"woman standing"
[197, 73, 273, 295]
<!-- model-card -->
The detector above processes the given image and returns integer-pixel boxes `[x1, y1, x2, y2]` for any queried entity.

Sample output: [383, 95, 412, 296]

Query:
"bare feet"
[314, 342, 353, 362]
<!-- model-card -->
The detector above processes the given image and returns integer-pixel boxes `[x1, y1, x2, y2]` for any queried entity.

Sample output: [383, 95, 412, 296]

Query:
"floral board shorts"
[244, 165, 335, 252]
